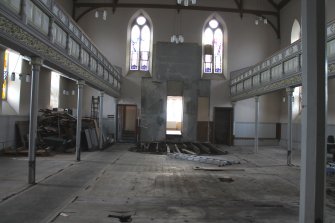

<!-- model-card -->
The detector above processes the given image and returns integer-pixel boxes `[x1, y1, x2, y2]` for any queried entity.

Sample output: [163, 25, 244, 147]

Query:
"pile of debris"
[134, 142, 228, 155]
[3, 109, 112, 156]
[131, 142, 239, 166]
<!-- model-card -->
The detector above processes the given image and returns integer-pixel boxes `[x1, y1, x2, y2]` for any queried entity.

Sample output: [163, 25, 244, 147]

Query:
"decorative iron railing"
[0, 0, 121, 97]
[230, 20, 335, 101]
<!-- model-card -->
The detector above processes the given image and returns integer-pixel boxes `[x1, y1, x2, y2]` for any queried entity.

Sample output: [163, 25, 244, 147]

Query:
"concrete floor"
[0, 144, 334, 222]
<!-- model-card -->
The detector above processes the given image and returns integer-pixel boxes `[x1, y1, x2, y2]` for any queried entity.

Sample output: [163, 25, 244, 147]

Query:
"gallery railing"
[0, 0, 121, 97]
[230, 20, 335, 101]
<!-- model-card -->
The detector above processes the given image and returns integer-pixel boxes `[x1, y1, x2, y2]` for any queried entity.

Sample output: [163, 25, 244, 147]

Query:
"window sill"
[126, 70, 152, 78]
[201, 73, 226, 80]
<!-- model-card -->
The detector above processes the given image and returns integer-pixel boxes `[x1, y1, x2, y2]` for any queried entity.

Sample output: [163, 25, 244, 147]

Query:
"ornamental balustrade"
[0, 0, 121, 97]
[230, 20, 335, 102]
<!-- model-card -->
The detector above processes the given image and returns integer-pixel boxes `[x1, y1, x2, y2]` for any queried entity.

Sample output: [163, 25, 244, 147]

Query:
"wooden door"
[116, 104, 137, 142]
[213, 107, 233, 145]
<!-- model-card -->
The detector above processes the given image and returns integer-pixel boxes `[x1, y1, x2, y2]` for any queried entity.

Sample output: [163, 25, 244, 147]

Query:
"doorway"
[117, 104, 138, 142]
[213, 107, 234, 145]
[166, 96, 183, 135]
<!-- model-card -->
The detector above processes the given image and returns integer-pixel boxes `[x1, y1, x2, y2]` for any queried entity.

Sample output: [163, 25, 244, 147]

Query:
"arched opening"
[202, 13, 227, 77]
[291, 19, 301, 44]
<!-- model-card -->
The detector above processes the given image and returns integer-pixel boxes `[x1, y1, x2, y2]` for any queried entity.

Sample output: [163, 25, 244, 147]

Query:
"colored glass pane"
[2, 51, 8, 100]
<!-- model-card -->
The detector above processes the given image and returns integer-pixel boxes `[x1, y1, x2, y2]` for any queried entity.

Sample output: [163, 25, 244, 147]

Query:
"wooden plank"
[193, 166, 245, 171]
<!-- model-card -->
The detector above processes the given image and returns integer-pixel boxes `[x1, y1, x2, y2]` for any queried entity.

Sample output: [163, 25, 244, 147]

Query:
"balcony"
[230, 20, 335, 102]
[0, 0, 121, 97]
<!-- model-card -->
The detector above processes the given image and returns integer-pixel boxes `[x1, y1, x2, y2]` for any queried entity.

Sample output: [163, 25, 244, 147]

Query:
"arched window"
[129, 13, 152, 72]
[202, 18, 224, 75]
[2, 50, 8, 100]
[291, 19, 301, 44]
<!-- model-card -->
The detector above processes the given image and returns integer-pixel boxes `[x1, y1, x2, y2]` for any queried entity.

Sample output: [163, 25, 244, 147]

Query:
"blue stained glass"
[129, 16, 151, 72]
[203, 19, 223, 74]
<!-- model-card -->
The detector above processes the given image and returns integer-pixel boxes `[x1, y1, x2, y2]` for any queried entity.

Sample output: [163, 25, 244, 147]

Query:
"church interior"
[0, 0, 334, 222]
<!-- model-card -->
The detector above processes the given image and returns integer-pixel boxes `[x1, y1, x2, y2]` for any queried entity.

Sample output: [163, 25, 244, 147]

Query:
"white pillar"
[286, 87, 293, 166]
[254, 96, 259, 153]
[99, 91, 104, 150]
[0, 46, 6, 115]
[75, 80, 85, 161]
[299, 0, 326, 222]
[28, 57, 43, 184]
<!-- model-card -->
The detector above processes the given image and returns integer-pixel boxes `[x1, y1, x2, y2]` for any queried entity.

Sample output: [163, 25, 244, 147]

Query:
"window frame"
[201, 15, 227, 79]
[126, 11, 153, 77]
[2, 50, 9, 101]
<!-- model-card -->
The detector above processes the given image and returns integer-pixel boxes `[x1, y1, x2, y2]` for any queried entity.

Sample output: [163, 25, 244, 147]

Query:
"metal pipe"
[99, 91, 104, 150]
[28, 57, 43, 184]
[286, 87, 293, 165]
[254, 96, 259, 153]
[75, 80, 85, 161]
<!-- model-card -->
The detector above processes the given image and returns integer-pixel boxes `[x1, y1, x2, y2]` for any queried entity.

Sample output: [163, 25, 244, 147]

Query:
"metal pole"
[28, 57, 43, 184]
[254, 96, 259, 153]
[75, 80, 85, 161]
[299, 0, 326, 222]
[286, 87, 293, 166]
[99, 91, 104, 150]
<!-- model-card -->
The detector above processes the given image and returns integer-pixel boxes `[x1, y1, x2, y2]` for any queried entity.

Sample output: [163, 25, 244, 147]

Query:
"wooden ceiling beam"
[74, 2, 278, 16]
[74, 1, 281, 39]
[267, 0, 279, 10]
[278, 0, 291, 10]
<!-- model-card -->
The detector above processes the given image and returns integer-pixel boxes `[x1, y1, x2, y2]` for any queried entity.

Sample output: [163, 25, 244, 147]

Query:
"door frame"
[116, 104, 138, 142]
[213, 107, 234, 146]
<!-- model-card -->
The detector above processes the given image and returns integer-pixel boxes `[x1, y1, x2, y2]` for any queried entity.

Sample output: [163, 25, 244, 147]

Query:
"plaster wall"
[58, 76, 77, 109]
[19, 62, 52, 115]
[0, 115, 29, 150]
[55, 0, 73, 16]
[82, 84, 117, 118]
[280, 0, 335, 48]
[77, 3, 280, 120]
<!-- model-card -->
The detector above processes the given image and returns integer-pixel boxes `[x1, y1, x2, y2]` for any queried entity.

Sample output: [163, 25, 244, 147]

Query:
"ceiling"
[72, 0, 292, 38]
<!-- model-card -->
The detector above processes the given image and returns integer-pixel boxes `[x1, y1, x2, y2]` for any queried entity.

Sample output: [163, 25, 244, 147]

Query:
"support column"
[232, 102, 236, 142]
[75, 80, 85, 161]
[28, 57, 43, 184]
[99, 91, 104, 150]
[300, 0, 326, 222]
[254, 96, 259, 153]
[0, 46, 6, 115]
[286, 87, 293, 166]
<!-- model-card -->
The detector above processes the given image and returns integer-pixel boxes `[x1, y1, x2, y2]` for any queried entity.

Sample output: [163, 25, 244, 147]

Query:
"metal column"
[0, 46, 6, 115]
[254, 96, 259, 153]
[299, 0, 326, 222]
[286, 87, 293, 166]
[99, 91, 104, 150]
[28, 57, 43, 184]
[75, 80, 85, 161]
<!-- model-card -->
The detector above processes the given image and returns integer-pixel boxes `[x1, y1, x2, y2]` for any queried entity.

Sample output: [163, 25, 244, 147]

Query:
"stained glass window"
[2, 51, 8, 100]
[130, 15, 151, 72]
[202, 19, 223, 74]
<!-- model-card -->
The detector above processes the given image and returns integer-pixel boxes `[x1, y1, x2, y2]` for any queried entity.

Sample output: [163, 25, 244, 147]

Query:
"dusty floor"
[0, 144, 334, 222]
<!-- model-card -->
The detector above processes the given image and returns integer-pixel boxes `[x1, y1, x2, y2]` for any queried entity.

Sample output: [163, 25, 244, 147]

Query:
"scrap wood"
[182, 148, 197, 155]
[193, 166, 245, 171]
[3, 147, 51, 156]
[174, 144, 181, 153]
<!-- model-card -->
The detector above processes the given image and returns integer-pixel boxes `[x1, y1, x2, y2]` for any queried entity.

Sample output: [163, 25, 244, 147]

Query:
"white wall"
[82, 84, 117, 118]
[0, 115, 29, 150]
[280, 0, 335, 48]
[76, 1, 280, 120]
[55, 0, 73, 16]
